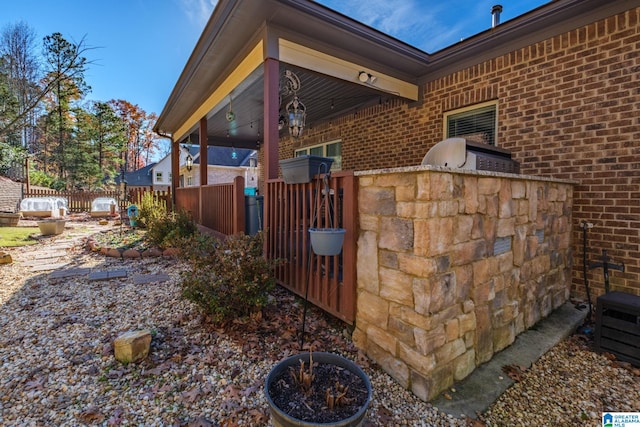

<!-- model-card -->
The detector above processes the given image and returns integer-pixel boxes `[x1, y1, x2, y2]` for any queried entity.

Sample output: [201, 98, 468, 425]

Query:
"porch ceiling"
[156, 0, 429, 146]
[182, 63, 393, 149]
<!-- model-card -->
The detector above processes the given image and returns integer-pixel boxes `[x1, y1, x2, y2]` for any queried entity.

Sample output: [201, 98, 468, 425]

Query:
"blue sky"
[3, 0, 548, 117]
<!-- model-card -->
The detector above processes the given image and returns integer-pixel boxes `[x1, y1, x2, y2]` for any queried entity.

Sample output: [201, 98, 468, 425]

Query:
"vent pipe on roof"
[491, 4, 503, 28]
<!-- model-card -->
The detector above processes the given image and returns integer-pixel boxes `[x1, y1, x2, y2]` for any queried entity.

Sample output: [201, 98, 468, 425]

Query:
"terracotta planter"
[309, 228, 346, 256]
[265, 352, 372, 427]
[37, 220, 66, 236]
[279, 155, 334, 184]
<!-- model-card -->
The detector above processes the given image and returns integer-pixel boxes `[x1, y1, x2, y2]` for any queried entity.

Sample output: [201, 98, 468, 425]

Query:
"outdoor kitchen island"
[352, 164, 575, 401]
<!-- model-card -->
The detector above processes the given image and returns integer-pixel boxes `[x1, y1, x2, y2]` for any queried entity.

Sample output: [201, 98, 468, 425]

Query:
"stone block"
[430, 173, 454, 200]
[445, 319, 459, 342]
[511, 180, 526, 199]
[496, 217, 516, 237]
[452, 239, 486, 266]
[399, 342, 436, 374]
[162, 248, 181, 257]
[389, 317, 415, 345]
[429, 272, 457, 313]
[434, 338, 466, 364]
[395, 184, 416, 202]
[360, 187, 396, 215]
[478, 177, 500, 195]
[414, 325, 446, 356]
[396, 201, 416, 218]
[356, 291, 388, 328]
[463, 177, 479, 214]
[367, 341, 409, 389]
[458, 311, 476, 334]
[474, 305, 494, 364]
[357, 231, 379, 294]
[492, 323, 515, 353]
[390, 302, 431, 330]
[398, 253, 436, 277]
[114, 329, 152, 363]
[438, 200, 459, 217]
[413, 278, 430, 316]
[379, 250, 398, 269]
[366, 325, 397, 356]
[454, 215, 474, 244]
[142, 248, 163, 257]
[379, 217, 413, 251]
[379, 267, 414, 306]
[358, 214, 379, 231]
[453, 349, 476, 381]
[414, 217, 453, 257]
[415, 173, 430, 200]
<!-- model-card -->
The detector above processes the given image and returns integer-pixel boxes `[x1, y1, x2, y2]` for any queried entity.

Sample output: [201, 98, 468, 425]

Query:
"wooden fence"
[23, 188, 171, 213]
[175, 176, 246, 235]
[265, 171, 358, 324]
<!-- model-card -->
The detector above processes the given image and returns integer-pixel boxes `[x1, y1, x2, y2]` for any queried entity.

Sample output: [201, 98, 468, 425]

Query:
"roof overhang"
[154, 0, 428, 142]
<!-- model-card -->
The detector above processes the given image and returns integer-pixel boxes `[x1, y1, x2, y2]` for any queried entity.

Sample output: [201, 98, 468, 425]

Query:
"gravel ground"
[1, 220, 638, 426]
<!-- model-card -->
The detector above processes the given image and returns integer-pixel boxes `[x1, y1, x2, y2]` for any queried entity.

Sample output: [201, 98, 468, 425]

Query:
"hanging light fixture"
[281, 70, 306, 138]
[286, 96, 306, 138]
[185, 136, 193, 171]
[231, 146, 238, 160]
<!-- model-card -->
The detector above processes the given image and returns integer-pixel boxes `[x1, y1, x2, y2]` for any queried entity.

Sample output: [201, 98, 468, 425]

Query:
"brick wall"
[285, 7, 640, 298]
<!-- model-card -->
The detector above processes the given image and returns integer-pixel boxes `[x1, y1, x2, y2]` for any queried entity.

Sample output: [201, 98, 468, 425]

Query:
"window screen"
[446, 104, 496, 145]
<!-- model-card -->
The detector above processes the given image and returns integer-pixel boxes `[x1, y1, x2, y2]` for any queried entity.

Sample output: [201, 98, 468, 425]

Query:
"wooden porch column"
[171, 138, 179, 209]
[263, 58, 279, 180]
[199, 117, 208, 186]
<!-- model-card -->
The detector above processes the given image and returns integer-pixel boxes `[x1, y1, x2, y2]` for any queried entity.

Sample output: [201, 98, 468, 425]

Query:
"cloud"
[178, 0, 218, 29]
[318, 0, 498, 52]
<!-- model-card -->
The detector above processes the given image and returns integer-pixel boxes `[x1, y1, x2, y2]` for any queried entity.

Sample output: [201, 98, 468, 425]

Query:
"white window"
[156, 171, 163, 182]
[295, 140, 342, 170]
[444, 101, 497, 145]
[187, 175, 193, 186]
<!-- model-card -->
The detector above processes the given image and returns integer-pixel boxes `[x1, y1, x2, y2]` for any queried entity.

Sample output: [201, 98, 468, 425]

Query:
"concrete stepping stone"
[132, 273, 171, 285]
[50, 268, 92, 279]
[88, 269, 128, 281]
[30, 262, 69, 272]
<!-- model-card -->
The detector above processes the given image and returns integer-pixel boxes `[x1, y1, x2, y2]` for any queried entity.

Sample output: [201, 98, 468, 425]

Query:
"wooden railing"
[23, 188, 171, 213]
[265, 171, 358, 324]
[175, 176, 246, 235]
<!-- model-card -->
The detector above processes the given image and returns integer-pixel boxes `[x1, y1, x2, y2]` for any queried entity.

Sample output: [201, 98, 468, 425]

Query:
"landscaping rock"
[113, 330, 152, 363]
[142, 248, 163, 258]
[0, 251, 13, 264]
[122, 249, 141, 259]
[162, 248, 181, 257]
[105, 248, 122, 258]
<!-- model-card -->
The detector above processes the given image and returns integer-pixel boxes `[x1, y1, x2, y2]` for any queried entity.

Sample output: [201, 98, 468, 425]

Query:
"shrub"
[145, 209, 197, 248]
[179, 232, 281, 324]
[136, 191, 167, 228]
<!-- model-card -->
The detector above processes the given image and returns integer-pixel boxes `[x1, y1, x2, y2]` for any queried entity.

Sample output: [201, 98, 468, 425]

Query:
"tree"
[108, 99, 158, 172]
[42, 32, 91, 180]
[0, 21, 39, 178]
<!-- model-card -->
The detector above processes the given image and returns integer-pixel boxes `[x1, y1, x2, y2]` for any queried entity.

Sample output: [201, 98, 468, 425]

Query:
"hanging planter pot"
[265, 352, 372, 427]
[279, 155, 334, 184]
[309, 227, 346, 256]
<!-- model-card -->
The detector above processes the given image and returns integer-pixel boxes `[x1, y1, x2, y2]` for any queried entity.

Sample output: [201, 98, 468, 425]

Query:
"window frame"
[443, 100, 498, 146]
[294, 140, 342, 170]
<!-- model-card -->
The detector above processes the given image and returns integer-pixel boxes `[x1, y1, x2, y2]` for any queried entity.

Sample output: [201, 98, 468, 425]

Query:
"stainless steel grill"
[421, 138, 520, 174]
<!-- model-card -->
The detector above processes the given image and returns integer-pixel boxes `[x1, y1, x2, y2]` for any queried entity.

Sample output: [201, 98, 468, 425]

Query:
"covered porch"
[155, 0, 424, 323]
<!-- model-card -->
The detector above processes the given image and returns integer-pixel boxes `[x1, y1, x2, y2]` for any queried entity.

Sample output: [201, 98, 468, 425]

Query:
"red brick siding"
[280, 7, 640, 298]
